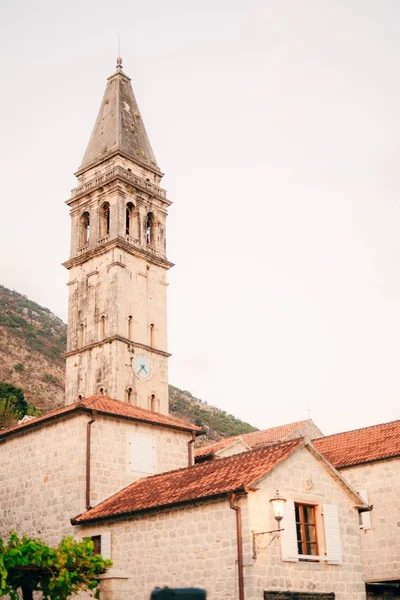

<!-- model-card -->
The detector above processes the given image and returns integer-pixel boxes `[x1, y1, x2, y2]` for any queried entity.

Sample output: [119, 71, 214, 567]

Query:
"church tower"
[63, 58, 172, 414]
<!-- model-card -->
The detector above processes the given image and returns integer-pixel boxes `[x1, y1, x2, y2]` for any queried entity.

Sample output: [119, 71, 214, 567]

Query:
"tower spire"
[78, 60, 160, 174]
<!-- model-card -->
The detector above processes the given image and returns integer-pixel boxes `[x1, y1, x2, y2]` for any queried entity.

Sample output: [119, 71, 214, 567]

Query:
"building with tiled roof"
[313, 419, 400, 469]
[0, 391, 201, 547]
[313, 420, 400, 597]
[0, 394, 201, 440]
[195, 419, 323, 462]
[0, 54, 393, 600]
[72, 438, 368, 600]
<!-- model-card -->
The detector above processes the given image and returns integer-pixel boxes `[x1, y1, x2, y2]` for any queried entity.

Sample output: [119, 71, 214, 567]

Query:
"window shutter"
[101, 531, 111, 559]
[280, 499, 299, 562]
[128, 433, 156, 474]
[323, 504, 342, 564]
[358, 489, 371, 530]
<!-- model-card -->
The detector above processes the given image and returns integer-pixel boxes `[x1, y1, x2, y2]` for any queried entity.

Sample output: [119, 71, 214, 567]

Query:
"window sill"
[298, 555, 326, 561]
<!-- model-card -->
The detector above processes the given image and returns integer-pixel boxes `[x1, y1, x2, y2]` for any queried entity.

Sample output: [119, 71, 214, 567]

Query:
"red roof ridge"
[314, 418, 400, 442]
[0, 394, 201, 439]
[195, 418, 317, 458]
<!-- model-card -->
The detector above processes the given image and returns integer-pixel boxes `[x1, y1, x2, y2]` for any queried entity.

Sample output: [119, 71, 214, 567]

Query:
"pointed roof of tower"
[79, 58, 160, 174]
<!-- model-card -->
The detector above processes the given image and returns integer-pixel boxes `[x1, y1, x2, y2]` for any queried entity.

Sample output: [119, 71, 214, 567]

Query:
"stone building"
[0, 58, 393, 600]
[314, 421, 400, 600]
[195, 419, 324, 463]
[71, 437, 368, 600]
[0, 394, 200, 547]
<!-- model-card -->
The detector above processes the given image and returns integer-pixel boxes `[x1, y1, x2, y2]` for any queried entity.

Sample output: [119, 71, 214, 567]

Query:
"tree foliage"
[0, 532, 112, 600]
[0, 383, 28, 420]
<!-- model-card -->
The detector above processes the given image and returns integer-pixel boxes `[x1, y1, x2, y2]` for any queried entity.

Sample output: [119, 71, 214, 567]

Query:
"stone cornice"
[73, 157, 165, 194]
[62, 237, 174, 270]
[64, 335, 171, 359]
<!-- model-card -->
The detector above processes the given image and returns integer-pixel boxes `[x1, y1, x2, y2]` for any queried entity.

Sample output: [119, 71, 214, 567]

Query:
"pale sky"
[1, 0, 399, 435]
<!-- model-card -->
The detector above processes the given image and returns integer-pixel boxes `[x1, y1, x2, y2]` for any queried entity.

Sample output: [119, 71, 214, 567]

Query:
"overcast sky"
[1, 0, 399, 435]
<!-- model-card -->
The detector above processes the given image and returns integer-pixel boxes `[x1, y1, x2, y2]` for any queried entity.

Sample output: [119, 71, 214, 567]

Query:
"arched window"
[146, 212, 156, 246]
[150, 323, 155, 347]
[126, 202, 135, 236]
[128, 315, 133, 340]
[99, 386, 106, 395]
[78, 323, 85, 347]
[100, 315, 106, 339]
[80, 212, 90, 247]
[76, 393, 83, 401]
[151, 394, 159, 412]
[100, 202, 110, 237]
[127, 386, 134, 403]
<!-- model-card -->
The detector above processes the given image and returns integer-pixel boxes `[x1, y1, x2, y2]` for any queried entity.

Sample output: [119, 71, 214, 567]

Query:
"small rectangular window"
[295, 503, 318, 556]
[91, 535, 101, 555]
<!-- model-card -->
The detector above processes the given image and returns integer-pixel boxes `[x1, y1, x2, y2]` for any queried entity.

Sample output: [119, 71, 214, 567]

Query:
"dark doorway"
[264, 594, 335, 600]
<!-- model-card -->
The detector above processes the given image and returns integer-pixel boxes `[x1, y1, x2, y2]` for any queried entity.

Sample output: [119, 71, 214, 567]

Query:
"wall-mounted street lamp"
[252, 490, 286, 559]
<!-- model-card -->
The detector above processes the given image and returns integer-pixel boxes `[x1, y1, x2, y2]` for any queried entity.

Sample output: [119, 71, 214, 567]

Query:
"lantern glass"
[270, 490, 286, 522]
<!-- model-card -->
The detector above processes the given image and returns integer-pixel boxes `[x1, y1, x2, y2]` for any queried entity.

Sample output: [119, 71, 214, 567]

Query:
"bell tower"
[63, 58, 172, 414]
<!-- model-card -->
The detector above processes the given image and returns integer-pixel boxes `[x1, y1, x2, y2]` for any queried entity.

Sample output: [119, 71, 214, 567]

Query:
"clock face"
[133, 354, 152, 380]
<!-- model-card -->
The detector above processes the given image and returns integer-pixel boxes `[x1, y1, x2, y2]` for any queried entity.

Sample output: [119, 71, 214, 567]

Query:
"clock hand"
[138, 365, 145, 374]
[142, 365, 148, 374]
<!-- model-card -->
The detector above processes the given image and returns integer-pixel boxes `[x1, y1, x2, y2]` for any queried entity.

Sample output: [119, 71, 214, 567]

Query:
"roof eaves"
[305, 439, 369, 510]
[71, 488, 247, 526]
[0, 404, 89, 440]
[334, 453, 400, 470]
[246, 438, 306, 490]
[91, 408, 201, 434]
[214, 438, 250, 456]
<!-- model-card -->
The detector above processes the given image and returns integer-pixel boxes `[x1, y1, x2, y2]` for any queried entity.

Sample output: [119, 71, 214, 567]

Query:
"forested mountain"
[0, 285, 257, 440]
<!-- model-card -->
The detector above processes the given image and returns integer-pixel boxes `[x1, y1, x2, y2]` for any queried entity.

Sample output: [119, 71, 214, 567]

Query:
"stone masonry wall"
[339, 458, 400, 583]
[243, 447, 366, 600]
[89, 415, 191, 505]
[0, 413, 191, 546]
[0, 414, 88, 545]
[76, 446, 366, 600]
[77, 498, 238, 600]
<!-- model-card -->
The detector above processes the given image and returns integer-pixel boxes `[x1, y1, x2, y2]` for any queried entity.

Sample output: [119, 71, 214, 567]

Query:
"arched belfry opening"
[100, 202, 110, 237]
[146, 212, 157, 246]
[80, 212, 90, 247]
[126, 202, 136, 237]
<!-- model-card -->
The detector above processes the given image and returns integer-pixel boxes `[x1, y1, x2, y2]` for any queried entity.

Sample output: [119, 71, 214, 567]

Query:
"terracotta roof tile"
[72, 438, 304, 524]
[314, 420, 400, 469]
[195, 419, 315, 459]
[0, 394, 200, 439]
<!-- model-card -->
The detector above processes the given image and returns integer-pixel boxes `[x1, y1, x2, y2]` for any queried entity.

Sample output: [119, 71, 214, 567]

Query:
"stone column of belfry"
[63, 58, 173, 415]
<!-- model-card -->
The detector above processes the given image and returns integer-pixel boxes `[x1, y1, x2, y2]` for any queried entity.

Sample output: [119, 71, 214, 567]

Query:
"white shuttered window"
[281, 499, 299, 562]
[128, 433, 156, 474]
[100, 531, 111, 559]
[323, 503, 343, 564]
[280, 500, 343, 564]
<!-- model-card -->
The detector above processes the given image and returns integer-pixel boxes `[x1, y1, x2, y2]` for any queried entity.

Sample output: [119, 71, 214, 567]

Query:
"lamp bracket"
[252, 528, 284, 560]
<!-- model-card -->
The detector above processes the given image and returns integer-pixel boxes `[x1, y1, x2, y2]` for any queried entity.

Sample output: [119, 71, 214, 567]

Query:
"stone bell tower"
[63, 58, 172, 414]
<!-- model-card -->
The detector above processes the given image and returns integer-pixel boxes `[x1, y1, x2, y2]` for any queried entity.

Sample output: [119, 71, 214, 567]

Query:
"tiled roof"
[314, 420, 400, 469]
[195, 419, 315, 459]
[72, 438, 304, 524]
[0, 394, 200, 439]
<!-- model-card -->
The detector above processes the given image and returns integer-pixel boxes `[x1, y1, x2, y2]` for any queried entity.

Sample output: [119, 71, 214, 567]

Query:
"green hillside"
[0, 284, 257, 439]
